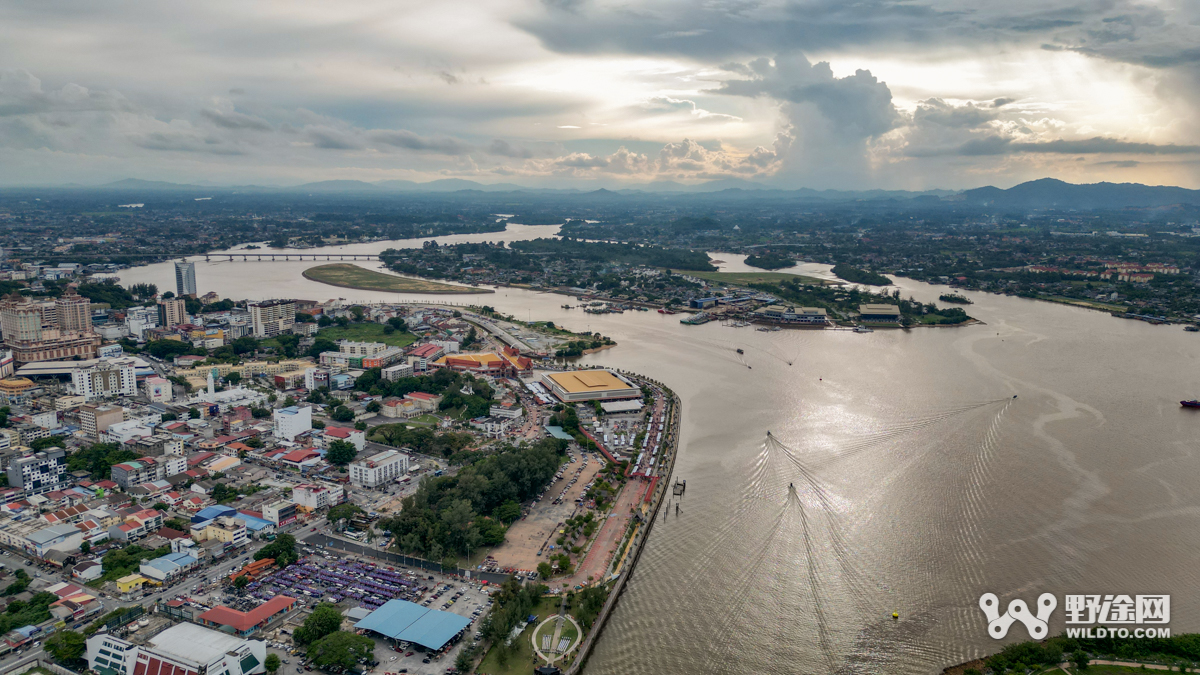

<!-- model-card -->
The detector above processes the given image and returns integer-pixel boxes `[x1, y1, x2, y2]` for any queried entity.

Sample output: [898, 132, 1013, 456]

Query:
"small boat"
[1182, 400, 1200, 408]
[736, 348, 744, 354]
[1186, 325, 1199, 332]
[854, 325, 874, 333]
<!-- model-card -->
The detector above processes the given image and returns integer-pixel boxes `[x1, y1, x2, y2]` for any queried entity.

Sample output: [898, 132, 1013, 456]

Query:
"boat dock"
[672, 478, 686, 496]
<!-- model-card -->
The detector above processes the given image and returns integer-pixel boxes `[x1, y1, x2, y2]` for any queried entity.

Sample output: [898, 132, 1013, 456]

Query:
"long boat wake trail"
[665, 396, 1018, 673]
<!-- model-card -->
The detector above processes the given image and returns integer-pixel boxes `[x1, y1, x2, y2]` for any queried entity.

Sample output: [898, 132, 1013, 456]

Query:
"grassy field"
[315, 322, 418, 348]
[685, 270, 835, 286]
[1039, 295, 1129, 313]
[302, 263, 488, 294]
[477, 597, 560, 675]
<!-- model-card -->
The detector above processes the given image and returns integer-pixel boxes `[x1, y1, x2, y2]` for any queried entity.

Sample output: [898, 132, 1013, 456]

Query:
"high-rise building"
[71, 358, 138, 399]
[54, 287, 92, 332]
[349, 449, 409, 488]
[0, 293, 99, 364]
[248, 299, 295, 338]
[157, 297, 187, 328]
[175, 260, 197, 297]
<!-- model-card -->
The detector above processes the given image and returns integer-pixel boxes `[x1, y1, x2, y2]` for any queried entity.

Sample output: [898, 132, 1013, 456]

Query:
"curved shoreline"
[301, 264, 492, 295]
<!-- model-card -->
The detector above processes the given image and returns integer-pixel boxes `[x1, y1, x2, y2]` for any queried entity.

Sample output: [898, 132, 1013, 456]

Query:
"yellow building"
[178, 359, 313, 388]
[116, 574, 148, 593]
[542, 370, 641, 402]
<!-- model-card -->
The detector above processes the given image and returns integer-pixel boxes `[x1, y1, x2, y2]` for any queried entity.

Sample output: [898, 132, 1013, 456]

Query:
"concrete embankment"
[566, 375, 681, 675]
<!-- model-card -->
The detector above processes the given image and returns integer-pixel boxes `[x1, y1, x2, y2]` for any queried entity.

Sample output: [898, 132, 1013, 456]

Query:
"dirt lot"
[490, 453, 602, 572]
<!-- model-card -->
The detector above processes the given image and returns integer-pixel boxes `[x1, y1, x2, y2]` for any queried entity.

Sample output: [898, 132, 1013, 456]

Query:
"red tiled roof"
[323, 426, 352, 438]
[281, 448, 319, 463]
[198, 596, 297, 632]
[405, 392, 438, 401]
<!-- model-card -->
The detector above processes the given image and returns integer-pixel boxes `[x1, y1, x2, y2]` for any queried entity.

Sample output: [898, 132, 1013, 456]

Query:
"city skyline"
[1, 1, 1199, 190]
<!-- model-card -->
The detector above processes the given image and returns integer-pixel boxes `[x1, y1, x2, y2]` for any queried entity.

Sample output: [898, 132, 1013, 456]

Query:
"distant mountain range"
[24, 176, 1200, 209]
[959, 178, 1200, 209]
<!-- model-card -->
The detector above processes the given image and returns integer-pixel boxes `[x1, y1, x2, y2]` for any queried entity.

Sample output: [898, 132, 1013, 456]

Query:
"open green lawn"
[315, 322, 418, 348]
[685, 270, 834, 286]
[407, 414, 442, 425]
[303, 262, 487, 294]
[477, 598, 560, 675]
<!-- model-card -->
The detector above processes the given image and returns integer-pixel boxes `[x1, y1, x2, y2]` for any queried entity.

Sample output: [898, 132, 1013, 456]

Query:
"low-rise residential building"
[261, 500, 297, 526]
[139, 551, 199, 582]
[381, 363, 414, 381]
[110, 458, 164, 490]
[320, 425, 364, 452]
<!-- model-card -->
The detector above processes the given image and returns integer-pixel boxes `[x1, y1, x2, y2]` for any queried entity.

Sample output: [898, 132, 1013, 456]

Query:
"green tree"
[264, 653, 281, 674]
[189, 408, 201, 419]
[164, 518, 188, 531]
[365, 400, 381, 413]
[294, 603, 347, 646]
[454, 646, 475, 673]
[30, 436, 66, 451]
[1072, 651, 1089, 670]
[331, 406, 355, 422]
[254, 533, 299, 567]
[79, 541, 91, 555]
[306, 631, 373, 670]
[44, 629, 86, 666]
[327, 503, 364, 523]
[492, 500, 521, 524]
[225, 371, 242, 385]
[537, 562, 552, 579]
[234, 575, 250, 590]
[245, 436, 264, 449]
[354, 420, 367, 431]
[326, 439, 357, 465]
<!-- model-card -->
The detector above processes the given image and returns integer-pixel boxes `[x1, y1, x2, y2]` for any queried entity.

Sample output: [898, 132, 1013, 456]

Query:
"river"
[117, 228, 1200, 674]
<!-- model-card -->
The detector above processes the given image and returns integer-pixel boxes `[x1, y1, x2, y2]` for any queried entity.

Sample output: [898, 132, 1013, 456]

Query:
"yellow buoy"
[892, 612, 899, 620]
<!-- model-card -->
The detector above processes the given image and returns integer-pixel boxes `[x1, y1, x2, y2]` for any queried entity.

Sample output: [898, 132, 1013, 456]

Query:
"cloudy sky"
[3, 0, 1200, 189]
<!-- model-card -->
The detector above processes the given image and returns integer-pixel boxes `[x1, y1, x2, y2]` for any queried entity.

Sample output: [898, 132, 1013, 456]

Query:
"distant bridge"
[201, 253, 381, 262]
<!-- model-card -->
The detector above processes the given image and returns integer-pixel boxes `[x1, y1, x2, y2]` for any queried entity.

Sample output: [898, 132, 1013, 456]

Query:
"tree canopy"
[294, 603, 343, 646]
[306, 631, 374, 670]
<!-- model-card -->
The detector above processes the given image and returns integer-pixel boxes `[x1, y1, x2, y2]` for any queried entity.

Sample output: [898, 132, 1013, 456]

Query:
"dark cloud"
[487, 139, 535, 158]
[305, 127, 361, 150]
[912, 136, 1200, 157]
[992, 97, 1015, 107]
[128, 132, 243, 155]
[913, 98, 997, 128]
[200, 108, 272, 131]
[438, 71, 460, 85]
[370, 130, 470, 155]
[1096, 160, 1140, 167]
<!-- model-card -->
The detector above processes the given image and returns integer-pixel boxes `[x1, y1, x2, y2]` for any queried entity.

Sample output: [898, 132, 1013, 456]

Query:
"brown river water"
[117, 227, 1200, 674]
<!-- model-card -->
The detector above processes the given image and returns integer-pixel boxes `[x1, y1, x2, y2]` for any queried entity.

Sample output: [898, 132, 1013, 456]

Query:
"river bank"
[302, 263, 489, 294]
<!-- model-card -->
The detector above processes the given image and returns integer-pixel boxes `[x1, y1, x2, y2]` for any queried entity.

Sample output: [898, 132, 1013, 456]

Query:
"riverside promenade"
[565, 374, 681, 675]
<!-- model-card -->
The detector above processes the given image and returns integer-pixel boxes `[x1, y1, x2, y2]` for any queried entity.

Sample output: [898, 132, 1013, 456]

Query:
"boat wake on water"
[683, 396, 1019, 673]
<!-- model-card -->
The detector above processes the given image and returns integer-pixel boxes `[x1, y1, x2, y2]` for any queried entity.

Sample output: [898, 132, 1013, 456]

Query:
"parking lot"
[254, 544, 494, 675]
[489, 451, 602, 572]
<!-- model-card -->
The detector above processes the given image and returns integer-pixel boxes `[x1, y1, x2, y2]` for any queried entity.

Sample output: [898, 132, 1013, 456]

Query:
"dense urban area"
[0, 181, 1199, 675]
